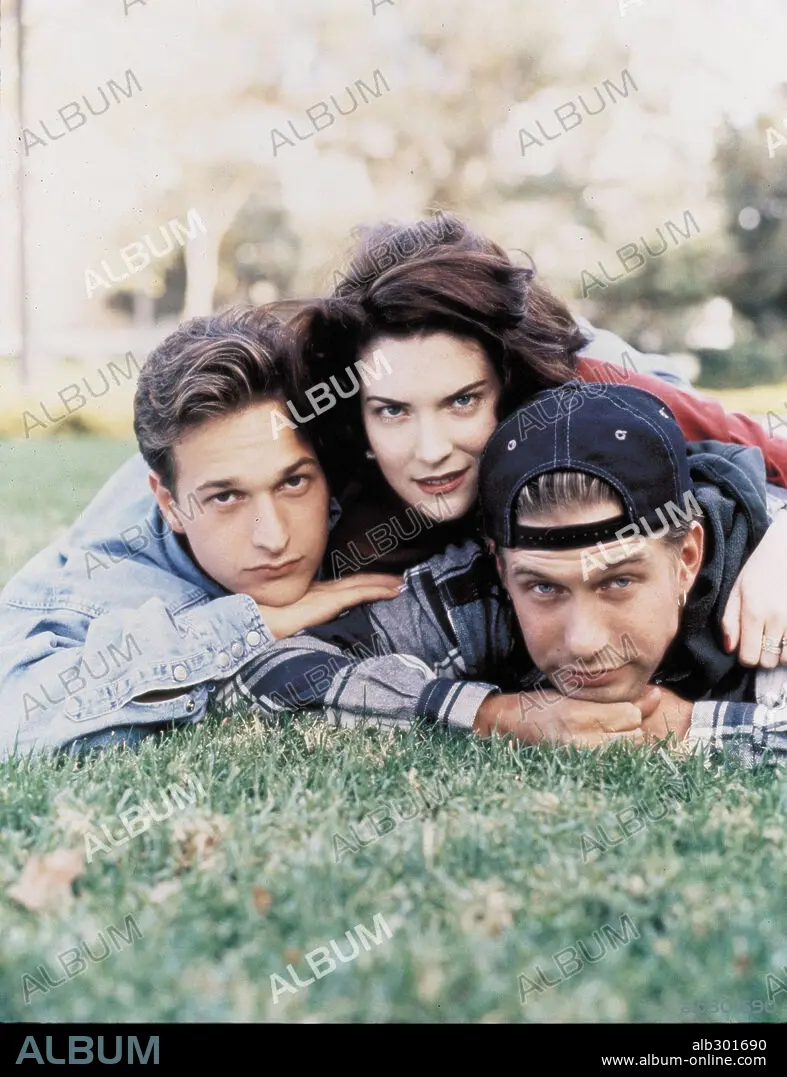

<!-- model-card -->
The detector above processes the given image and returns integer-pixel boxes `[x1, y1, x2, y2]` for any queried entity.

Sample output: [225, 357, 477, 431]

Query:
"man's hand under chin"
[473, 684, 662, 748]
[640, 685, 693, 744]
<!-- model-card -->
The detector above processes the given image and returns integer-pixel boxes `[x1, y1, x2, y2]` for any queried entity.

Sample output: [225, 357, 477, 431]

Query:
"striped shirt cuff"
[417, 679, 499, 733]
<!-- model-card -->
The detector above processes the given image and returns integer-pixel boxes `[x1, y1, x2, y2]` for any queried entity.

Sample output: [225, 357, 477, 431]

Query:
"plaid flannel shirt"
[229, 490, 787, 768]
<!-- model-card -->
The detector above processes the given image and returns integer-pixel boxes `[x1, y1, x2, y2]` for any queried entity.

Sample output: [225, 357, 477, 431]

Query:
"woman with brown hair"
[289, 213, 787, 666]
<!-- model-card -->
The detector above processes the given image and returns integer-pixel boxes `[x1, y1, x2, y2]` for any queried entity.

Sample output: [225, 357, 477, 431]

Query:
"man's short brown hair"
[133, 305, 307, 492]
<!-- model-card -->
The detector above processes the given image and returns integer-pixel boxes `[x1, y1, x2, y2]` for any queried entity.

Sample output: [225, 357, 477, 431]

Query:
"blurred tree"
[217, 191, 300, 306]
[698, 91, 787, 385]
[8, 0, 787, 392]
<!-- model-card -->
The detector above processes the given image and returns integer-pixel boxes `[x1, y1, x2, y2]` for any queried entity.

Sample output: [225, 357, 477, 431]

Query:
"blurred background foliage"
[2, 0, 787, 435]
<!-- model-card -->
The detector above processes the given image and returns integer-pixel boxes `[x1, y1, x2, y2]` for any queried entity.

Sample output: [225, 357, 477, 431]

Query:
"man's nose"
[413, 417, 452, 466]
[251, 501, 289, 555]
[563, 608, 611, 664]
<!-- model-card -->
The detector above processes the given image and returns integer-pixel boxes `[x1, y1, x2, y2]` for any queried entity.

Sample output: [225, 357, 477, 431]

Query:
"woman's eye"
[531, 582, 557, 596]
[377, 404, 405, 419]
[452, 393, 479, 409]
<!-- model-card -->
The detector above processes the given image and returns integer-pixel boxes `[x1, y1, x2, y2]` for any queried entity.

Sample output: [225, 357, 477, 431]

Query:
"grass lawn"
[1, 437, 787, 1024]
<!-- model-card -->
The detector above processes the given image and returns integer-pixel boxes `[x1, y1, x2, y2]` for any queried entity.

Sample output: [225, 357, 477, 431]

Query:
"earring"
[365, 450, 376, 460]
[679, 592, 686, 610]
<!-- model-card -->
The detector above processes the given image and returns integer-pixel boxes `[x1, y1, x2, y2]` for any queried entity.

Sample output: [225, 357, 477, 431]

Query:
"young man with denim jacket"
[0, 307, 399, 760]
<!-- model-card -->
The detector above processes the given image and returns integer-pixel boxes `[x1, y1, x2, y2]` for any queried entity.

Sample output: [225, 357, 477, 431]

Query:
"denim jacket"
[0, 453, 274, 758]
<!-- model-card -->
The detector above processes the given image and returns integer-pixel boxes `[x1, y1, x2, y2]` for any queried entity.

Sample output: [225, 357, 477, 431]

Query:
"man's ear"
[678, 520, 704, 594]
[148, 471, 186, 534]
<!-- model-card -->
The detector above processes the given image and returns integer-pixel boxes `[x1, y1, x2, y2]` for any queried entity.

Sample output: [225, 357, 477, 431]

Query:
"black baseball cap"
[479, 382, 695, 549]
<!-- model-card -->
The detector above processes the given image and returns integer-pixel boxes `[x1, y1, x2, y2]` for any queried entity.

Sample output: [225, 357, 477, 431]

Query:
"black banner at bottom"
[1, 1022, 782, 1068]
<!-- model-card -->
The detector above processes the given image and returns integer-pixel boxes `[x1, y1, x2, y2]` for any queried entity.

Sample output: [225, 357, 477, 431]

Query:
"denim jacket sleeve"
[0, 570, 272, 759]
[0, 454, 273, 758]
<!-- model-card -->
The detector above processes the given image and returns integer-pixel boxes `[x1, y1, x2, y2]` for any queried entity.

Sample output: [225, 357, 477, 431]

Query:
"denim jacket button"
[246, 630, 262, 647]
[231, 642, 244, 659]
[184, 698, 196, 714]
[173, 664, 188, 681]
[216, 652, 231, 669]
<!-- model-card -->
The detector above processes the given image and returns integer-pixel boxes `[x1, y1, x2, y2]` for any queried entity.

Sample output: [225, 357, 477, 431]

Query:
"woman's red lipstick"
[413, 468, 469, 496]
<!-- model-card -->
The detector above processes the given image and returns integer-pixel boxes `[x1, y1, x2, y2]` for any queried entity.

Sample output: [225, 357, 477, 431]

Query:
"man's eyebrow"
[593, 550, 650, 572]
[510, 549, 650, 580]
[365, 379, 490, 407]
[510, 564, 556, 582]
[278, 456, 320, 479]
[195, 478, 237, 494]
[194, 456, 319, 493]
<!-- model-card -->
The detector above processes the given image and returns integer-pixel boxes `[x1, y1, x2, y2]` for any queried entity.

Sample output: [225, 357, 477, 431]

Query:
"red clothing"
[576, 358, 787, 488]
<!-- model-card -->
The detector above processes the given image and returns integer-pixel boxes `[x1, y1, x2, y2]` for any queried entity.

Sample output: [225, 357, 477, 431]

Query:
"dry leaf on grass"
[171, 814, 229, 871]
[422, 818, 436, 868]
[7, 848, 85, 914]
[622, 875, 648, 897]
[301, 729, 318, 753]
[416, 964, 443, 1004]
[733, 954, 752, 975]
[253, 887, 273, 916]
[530, 791, 560, 813]
[458, 883, 518, 938]
[147, 880, 181, 905]
[53, 793, 94, 837]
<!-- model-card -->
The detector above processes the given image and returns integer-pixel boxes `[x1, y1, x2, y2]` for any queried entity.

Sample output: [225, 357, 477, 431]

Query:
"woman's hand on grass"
[257, 574, 403, 640]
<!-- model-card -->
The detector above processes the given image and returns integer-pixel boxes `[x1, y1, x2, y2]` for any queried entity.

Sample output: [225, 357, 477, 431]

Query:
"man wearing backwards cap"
[235, 384, 787, 765]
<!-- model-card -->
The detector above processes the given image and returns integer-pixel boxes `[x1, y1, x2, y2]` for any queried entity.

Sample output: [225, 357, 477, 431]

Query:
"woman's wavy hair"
[290, 214, 590, 494]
